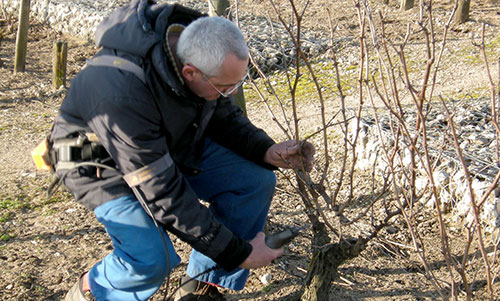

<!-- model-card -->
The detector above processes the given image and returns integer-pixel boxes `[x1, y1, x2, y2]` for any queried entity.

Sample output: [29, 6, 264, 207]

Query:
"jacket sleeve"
[206, 97, 276, 168]
[85, 79, 250, 271]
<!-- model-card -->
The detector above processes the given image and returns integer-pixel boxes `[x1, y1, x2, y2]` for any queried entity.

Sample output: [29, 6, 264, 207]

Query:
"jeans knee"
[128, 246, 176, 283]
[258, 168, 276, 198]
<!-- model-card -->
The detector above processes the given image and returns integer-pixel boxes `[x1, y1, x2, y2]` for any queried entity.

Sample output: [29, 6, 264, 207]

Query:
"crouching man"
[51, 0, 315, 300]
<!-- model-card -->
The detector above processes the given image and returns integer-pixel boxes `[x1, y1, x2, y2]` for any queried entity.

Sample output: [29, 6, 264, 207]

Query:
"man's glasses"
[201, 72, 248, 98]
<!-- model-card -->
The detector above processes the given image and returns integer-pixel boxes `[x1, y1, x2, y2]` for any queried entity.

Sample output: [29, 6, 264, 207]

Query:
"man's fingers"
[301, 141, 315, 156]
[269, 140, 315, 171]
[285, 144, 300, 156]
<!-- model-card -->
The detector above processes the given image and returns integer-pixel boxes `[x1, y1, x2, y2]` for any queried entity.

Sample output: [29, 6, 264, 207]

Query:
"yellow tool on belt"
[31, 138, 52, 171]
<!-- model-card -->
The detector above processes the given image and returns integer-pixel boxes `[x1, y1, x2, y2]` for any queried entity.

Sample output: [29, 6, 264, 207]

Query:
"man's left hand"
[264, 140, 315, 172]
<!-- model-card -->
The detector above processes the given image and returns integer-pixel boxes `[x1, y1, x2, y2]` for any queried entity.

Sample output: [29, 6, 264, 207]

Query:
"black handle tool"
[265, 226, 301, 249]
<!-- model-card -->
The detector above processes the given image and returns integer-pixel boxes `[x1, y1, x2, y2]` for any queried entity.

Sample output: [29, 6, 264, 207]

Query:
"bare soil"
[1, 1, 500, 300]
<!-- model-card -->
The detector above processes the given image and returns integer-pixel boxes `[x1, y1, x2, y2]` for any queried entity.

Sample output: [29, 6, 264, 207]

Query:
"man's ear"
[182, 64, 198, 82]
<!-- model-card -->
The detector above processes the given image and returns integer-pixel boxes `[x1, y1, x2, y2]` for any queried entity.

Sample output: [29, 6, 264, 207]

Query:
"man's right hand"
[239, 232, 283, 269]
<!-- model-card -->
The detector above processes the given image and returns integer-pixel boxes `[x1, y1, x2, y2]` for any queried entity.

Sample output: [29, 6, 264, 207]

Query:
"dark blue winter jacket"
[50, 0, 275, 271]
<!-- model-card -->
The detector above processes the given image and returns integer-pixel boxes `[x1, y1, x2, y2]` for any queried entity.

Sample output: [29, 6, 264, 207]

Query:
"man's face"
[184, 53, 249, 101]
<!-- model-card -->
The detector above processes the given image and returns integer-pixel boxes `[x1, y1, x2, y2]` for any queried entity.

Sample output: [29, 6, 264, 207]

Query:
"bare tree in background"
[244, 0, 500, 300]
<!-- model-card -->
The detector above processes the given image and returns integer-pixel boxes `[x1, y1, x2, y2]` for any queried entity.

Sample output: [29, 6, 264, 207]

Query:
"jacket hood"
[96, 0, 202, 56]
[95, 0, 203, 95]
[95, 0, 167, 56]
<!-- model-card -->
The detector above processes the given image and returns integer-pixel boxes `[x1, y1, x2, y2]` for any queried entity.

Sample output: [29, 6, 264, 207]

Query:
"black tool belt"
[45, 133, 113, 197]
[50, 133, 112, 171]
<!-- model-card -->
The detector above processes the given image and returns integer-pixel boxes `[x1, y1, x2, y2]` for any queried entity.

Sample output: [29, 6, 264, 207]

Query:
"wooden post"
[52, 41, 68, 90]
[14, 0, 30, 73]
[400, 0, 414, 11]
[208, 0, 230, 17]
[455, 0, 471, 24]
[233, 84, 247, 116]
[207, 0, 247, 116]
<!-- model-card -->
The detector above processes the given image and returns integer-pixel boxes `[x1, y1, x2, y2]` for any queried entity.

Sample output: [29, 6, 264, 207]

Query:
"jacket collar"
[163, 24, 186, 86]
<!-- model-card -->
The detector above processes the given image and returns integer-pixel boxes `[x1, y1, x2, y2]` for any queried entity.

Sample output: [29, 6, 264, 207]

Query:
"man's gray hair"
[177, 16, 248, 77]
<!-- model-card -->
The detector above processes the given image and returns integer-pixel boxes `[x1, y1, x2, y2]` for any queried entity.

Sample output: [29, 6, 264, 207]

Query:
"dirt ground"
[1, 1, 500, 300]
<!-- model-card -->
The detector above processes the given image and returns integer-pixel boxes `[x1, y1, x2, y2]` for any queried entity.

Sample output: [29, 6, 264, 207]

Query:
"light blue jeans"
[88, 139, 276, 300]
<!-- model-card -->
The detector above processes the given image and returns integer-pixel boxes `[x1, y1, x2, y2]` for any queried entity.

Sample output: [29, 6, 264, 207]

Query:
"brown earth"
[1, 1, 500, 300]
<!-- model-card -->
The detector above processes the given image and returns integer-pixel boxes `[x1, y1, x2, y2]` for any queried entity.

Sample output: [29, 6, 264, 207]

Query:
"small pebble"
[260, 273, 272, 285]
